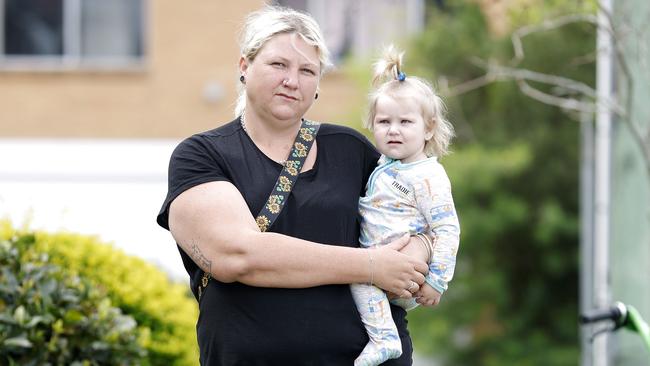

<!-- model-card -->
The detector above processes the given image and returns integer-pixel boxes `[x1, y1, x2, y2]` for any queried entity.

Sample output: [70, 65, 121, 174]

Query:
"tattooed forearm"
[190, 239, 212, 274]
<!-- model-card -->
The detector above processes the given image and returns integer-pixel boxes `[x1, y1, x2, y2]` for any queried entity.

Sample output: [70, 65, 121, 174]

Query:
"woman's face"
[240, 33, 320, 124]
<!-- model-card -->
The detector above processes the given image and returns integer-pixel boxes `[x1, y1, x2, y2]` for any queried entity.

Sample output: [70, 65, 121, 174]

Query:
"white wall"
[0, 138, 187, 281]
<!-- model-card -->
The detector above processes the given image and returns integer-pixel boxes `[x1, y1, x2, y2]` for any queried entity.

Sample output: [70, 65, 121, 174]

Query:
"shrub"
[0, 222, 199, 366]
[0, 234, 146, 365]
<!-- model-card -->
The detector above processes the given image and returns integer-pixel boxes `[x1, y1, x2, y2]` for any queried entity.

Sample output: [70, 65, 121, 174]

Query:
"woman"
[157, 5, 428, 365]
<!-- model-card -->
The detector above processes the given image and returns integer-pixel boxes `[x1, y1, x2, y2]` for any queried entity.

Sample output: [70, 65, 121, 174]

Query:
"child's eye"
[376, 119, 390, 124]
[401, 119, 412, 124]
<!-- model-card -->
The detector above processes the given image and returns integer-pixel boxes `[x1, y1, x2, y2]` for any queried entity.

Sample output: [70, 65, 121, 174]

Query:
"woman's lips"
[276, 93, 298, 101]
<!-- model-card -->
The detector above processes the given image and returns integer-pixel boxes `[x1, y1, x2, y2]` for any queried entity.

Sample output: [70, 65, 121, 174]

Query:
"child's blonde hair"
[365, 46, 454, 157]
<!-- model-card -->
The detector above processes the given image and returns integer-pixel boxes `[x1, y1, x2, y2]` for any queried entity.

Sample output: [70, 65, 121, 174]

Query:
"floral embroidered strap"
[197, 119, 321, 301]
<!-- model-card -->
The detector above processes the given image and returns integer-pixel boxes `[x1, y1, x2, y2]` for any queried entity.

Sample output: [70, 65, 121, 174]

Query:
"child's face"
[372, 95, 431, 164]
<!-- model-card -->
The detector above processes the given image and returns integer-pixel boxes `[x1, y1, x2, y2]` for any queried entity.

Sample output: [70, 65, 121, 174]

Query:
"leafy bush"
[0, 222, 199, 366]
[0, 233, 146, 365]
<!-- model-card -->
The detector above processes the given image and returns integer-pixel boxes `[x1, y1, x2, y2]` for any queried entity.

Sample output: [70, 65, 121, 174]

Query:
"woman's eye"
[271, 62, 285, 68]
[301, 68, 316, 75]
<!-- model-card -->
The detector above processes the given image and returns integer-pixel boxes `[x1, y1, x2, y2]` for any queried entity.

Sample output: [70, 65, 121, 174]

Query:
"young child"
[350, 46, 461, 366]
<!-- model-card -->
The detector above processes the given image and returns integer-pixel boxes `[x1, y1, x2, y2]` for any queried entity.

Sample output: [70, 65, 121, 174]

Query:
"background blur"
[1, 0, 648, 365]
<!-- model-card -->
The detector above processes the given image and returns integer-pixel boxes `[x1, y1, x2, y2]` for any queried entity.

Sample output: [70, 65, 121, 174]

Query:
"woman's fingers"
[384, 234, 410, 251]
[407, 280, 418, 293]
[386, 291, 399, 300]
[412, 259, 428, 275]
[413, 271, 426, 285]
[400, 289, 413, 298]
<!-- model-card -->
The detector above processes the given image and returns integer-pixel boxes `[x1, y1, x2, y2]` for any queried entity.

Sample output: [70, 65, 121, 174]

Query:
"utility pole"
[590, 0, 615, 364]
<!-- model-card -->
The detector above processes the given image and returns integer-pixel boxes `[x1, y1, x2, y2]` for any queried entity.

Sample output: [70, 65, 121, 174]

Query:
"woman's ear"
[239, 56, 249, 76]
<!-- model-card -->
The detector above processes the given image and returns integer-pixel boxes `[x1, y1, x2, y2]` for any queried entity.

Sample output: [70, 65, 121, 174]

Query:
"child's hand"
[415, 284, 442, 307]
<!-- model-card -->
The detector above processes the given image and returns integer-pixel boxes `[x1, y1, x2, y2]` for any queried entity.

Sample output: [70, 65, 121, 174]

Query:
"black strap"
[196, 119, 321, 301]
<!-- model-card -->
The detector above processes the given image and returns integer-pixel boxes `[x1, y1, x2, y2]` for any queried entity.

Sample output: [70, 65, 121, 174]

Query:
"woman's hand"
[370, 234, 428, 298]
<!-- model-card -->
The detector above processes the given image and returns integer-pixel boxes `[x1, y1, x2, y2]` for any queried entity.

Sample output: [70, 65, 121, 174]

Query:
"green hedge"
[0, 222, 199, 366]
[0, 233, 146, 365]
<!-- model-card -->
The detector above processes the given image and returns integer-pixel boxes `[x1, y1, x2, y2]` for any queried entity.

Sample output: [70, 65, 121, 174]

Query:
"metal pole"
[593, 0, 615, 364]
[580, 104, 595, 366]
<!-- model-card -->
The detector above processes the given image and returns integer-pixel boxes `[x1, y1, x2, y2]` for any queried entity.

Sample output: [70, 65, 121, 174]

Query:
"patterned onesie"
[351, 155, 460, 366]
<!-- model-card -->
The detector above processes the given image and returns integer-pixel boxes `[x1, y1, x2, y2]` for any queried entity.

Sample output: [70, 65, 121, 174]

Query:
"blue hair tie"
[397, 71, 406, 81]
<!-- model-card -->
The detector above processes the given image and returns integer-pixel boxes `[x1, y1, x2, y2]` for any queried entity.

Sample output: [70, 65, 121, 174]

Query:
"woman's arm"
[169, 181, 428, 297]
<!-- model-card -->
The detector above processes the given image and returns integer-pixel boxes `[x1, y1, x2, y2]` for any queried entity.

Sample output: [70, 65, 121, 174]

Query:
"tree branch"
[511, 14, 599, 66]
[440, 10, 650, 177]
[442, 73, 497, 97]
[515, 79, 594, 114]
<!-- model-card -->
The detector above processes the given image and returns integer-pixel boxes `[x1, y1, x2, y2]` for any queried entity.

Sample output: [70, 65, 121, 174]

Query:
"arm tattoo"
[189, 239, 212, 274]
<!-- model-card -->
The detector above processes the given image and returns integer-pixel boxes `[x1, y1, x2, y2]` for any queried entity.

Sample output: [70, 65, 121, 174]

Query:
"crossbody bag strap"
[196, 119, 321, 301]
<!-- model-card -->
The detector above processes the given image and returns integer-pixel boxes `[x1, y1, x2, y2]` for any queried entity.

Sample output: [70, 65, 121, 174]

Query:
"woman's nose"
[283, 71, 299, 89]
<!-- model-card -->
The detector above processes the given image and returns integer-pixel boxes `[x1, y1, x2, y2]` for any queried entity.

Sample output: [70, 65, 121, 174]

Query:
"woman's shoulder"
[189, 118, 240, 141]
[174, 119, 241, 152]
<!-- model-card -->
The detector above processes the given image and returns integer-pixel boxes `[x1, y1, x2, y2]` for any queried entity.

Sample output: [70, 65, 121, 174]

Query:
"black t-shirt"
[157, 119, 413, 365]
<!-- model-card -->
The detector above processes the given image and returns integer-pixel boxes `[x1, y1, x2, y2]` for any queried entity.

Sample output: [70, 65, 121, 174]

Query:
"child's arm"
[413, 165, 460, 296]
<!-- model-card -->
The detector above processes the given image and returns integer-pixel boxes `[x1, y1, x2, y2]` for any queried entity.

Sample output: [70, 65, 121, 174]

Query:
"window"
[1, 0, 146, 70]
[275, 0, 352, 63]
[274, 0, 424, 65]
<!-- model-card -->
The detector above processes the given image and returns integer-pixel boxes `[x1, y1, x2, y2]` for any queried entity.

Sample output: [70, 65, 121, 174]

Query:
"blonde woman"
[157, 6, 428, 365]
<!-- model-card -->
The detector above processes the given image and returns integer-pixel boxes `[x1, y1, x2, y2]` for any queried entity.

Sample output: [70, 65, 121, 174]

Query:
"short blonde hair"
[365, 46, 454, 157]
[235, 5, 332, 116]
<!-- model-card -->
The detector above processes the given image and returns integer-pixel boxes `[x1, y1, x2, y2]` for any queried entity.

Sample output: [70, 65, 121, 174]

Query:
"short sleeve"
[156, 135, 230, 230]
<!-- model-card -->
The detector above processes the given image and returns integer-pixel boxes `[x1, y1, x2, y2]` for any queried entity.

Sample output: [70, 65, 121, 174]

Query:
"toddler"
[351, 46, 461, 366]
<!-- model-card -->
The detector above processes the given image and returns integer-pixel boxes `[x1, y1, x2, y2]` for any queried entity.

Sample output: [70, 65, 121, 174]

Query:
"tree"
[402, 2, 594, 364]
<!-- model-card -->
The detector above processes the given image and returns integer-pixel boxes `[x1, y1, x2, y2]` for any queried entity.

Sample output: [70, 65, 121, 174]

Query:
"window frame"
[0, 0, 148, 72]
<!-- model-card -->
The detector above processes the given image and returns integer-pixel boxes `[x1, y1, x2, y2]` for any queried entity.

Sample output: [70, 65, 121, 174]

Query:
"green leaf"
[25, 315, 47, 328]
[91, 340, 110, 351]
[13, 305, 26, 324]
[3, 336, 33, 348]
[64, 309, 84, 324]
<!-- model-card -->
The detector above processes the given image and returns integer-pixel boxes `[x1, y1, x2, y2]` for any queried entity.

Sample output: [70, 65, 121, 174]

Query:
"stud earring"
[239, 75, 245, 84]
[315, 92, 319, 100]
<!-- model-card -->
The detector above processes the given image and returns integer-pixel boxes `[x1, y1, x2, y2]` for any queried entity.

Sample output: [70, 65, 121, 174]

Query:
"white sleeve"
[413, 166, 460, 293]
